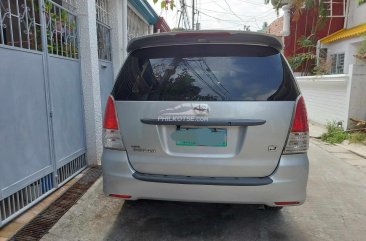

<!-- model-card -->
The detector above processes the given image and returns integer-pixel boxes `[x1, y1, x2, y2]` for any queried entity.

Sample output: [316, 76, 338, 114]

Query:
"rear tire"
[264, 206, 283, 211]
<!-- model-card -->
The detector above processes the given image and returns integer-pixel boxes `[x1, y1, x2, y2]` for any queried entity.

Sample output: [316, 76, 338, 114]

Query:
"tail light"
[103, 96, 124, 150]
[283, 96, 309, 154]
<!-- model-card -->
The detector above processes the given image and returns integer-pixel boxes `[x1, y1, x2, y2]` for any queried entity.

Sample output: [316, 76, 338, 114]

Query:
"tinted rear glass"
[112, 45, 299, 101]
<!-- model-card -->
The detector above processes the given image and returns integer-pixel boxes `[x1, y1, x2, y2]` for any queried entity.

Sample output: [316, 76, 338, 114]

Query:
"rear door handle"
[140, 118, 266, 126]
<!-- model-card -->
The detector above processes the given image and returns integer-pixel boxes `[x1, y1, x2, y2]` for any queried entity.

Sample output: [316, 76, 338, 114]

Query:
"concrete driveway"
[41, 140, 366, 241]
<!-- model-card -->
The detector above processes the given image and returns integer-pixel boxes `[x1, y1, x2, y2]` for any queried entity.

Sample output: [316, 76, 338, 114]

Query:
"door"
[112, 44, 299, 177]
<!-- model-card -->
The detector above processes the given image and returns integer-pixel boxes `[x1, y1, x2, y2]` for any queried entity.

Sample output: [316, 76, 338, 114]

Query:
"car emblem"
[193, 105, 208, 112]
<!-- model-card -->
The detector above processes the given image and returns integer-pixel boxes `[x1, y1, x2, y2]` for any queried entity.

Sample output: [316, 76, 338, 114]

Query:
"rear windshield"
[112, 44, 299, 101]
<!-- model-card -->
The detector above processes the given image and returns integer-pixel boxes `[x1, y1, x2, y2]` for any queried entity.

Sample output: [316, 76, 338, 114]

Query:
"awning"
[320, 23, 366, 44]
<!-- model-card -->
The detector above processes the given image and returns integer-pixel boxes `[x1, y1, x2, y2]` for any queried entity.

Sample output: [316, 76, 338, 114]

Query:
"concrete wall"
[346, 1, 366, 28]
[347, 64, 366, 123]
[297, 64, 366, 129]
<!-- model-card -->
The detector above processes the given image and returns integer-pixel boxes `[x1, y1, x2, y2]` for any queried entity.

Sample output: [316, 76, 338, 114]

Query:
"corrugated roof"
[320, 23, 366, 44]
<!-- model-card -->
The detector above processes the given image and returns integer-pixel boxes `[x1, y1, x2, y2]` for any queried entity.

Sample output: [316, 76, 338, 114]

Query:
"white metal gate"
[0, 0, 86, 227]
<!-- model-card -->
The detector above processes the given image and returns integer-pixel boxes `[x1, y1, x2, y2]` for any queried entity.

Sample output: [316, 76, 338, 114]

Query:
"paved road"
[42, 140, 366, 241]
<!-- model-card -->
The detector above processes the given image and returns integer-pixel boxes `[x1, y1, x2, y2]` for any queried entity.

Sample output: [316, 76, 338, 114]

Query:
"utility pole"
[192, 0, 195, 30]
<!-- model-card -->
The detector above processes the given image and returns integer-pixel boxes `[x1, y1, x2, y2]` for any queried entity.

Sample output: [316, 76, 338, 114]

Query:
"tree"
[152, 0, 175, 10]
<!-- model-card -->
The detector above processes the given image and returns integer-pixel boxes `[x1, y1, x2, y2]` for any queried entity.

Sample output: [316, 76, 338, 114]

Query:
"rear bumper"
[102, 150, 309, 206]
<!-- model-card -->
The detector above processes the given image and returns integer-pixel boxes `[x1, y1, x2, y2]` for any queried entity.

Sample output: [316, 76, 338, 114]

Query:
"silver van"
[102, 31, 309, 209]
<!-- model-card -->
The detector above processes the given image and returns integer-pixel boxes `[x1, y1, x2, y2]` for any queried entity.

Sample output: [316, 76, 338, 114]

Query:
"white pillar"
[122, 0, 128, 61]
[76, 0, 103, 165]
[282, 4, 291, 37]
[109, 0, 124, 77]
[149, 25, 154, 34]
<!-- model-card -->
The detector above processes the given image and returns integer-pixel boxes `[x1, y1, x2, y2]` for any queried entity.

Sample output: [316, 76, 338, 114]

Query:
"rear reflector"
[109, 194, 131, 199]
[103, 96, 124, 150]
[274, 201, 300, 205]
[283, 96, 309, 154]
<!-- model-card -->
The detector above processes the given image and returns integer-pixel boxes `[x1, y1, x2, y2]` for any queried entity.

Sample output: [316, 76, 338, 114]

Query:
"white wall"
[346, 1, 366, 28]
[297, 75, 349, 128]
[297, 64, 366, 129]
[347, 64, 366, 123]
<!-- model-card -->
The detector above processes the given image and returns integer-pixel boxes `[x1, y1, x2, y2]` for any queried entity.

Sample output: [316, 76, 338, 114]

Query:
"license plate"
[173, 127, 227, 147]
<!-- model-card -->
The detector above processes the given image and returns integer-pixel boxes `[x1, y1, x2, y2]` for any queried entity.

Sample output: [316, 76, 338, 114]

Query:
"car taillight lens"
[103, 96, 124, 150]
[283, 96, 309, 154]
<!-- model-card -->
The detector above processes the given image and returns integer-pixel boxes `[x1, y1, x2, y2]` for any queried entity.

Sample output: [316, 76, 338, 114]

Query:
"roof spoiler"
[127, 31, 283, 53]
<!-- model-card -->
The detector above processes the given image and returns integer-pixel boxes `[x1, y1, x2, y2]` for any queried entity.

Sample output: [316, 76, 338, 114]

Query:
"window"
[113, 45, 299, 101]
[96, 0, 112, 61]
[359, 0, 366, 6]
[330, 53, 345, 74]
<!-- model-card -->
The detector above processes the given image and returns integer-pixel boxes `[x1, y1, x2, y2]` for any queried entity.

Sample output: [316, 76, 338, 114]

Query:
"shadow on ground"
[105, 200, 307, 241]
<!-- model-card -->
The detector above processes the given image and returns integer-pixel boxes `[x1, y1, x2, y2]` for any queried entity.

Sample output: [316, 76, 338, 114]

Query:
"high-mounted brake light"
[103, 96, 124, 150]
[283, 96, 309, 154]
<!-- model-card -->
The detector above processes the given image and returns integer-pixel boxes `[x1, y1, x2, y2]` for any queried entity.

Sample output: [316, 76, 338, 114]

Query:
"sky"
[147, 0, 283, 32]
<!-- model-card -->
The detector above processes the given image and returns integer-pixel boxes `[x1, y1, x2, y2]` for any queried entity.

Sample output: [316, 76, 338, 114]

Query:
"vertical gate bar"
[16, 192, 20, 211]
[58, 168, 61, 184]
[24, 186, 29, 205]
[24, 0, 30, 49]
[36, 181, 39, 198]
[7, 197, 12, 217]
[0, 2, 4, 45]
[64, 13, 68, 57]
[7, 0, 14, 46]
[0, 200, 3, 221]
[47, 1, 54, 54]
[15, 0, 23, 48]
[31, 0, 38, 50]
[38, 179, 42, 196]
[1, 199, 6, 218]
[20, 188, 24, 208]
[73, 15, 76, 58]
[71, 158, 74, 174]
[68, 16, 71, 57]
[32, 182, 36, 201]
[53, 4, 58, 55]
[66, 164, 69, 180]
[58, 6, 63, 56]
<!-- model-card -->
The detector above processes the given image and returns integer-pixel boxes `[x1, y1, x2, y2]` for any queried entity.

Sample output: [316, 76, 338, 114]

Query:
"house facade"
[0, 0, 167, 227]
[268, 0, 346, 74]
[319, 0, 366, 74]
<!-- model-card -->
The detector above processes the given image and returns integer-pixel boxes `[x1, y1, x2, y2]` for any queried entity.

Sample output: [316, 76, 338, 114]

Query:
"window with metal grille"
[330, 53, 345, 74]
[0, 0, 43, 50]
[45, 0, 78, 58]
[96, 0, 111, 61]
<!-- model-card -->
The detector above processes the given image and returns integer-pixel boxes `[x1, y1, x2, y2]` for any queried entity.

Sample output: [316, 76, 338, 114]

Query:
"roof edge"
[320, 23, 366, 44]
[128, 0, 159, 25]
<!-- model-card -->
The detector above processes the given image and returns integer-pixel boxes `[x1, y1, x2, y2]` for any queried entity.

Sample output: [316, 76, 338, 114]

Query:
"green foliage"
[153, 0, 175, 10]
[355, 34, 366, 61]
[321, 121, 349, 144]
[288, 52, 316, 71]
[349, 132, 366, 144]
